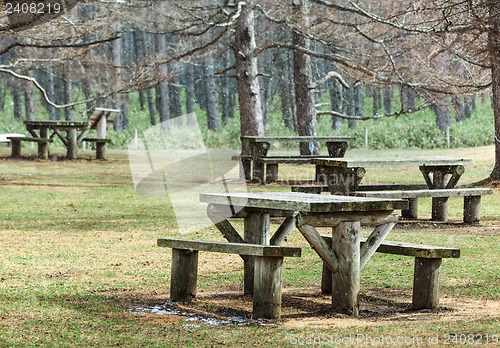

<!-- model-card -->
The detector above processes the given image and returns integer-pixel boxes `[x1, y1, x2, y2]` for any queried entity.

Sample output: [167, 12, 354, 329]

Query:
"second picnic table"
[311, 156, 478, 221]
[240, 135, 355, 183]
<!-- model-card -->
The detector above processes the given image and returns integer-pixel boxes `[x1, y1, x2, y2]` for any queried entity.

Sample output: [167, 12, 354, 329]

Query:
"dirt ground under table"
[134, 220, 499, 329]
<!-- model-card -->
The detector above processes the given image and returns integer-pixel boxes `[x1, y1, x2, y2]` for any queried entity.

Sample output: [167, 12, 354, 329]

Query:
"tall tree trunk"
[234, 0, 264, 155]
[63, 77, 73, 121]
[12, 85, 22, 121]
[156, 33, 170, 129]
[24, 72, 35, 121]
[293, 0, 319, 156]
[489, 2, 500, 180]
[383, 87, 393, 114]
[204, 58, 218, 131]
[170, 71, 184, 126]
[146, 88, 157, 126]
[112, 22, 124, 132]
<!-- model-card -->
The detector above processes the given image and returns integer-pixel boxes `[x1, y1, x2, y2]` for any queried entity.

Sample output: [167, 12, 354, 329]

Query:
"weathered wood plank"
[270, 214, 298, 246]
[157, 238, 301, 257]
[320, 235, 460, 259]
[242, 136, 355, 142]
[331, 221, 361, 316]
[356, 188, 493, 198]
[291, 183, 428, 193]
[314, 157, 474, 168]
[297, 210, 399, 227]
[200, 192, 408, 212]
[297, 224, 338, 273]
[359, 222, 395, 270]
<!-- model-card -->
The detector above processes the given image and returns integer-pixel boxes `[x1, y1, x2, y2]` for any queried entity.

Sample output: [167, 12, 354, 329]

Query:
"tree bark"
[234, 0, 264, 155]
[204, 58, 219, 131]
[489, 2, 500, 180]
[293, 0, 319, 156]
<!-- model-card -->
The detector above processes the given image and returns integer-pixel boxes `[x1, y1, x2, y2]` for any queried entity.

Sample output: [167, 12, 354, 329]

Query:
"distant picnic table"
[8, 108, 119, 160]
[239, 135, 355, 183]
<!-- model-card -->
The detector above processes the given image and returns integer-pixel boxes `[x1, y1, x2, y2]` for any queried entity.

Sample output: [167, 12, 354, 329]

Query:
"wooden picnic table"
[200, 191, 407, 317]
[24, 120, 91, 160]
[240, 135, 355, 183]
[312, 156, 475, 220]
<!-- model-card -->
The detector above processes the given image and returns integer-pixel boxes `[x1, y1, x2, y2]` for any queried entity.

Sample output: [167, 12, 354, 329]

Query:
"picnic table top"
[241, 136, 355, 142]
[312, 156, 474, 167]
[200, 192, 407, 212]
[25, 120, 91, 128]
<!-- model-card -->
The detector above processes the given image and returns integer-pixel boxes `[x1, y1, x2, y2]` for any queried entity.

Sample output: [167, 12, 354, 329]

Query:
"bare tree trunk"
[293, 0, 319, 156]
[489, 2, 500, 180]
[146, 89, 157, 126]
[156, 33, 170, 129]
[234, 0, 264, 155]
[204, 58, 219, 131]
[24, 72, 35, 121]
[12, 85, 22, 121]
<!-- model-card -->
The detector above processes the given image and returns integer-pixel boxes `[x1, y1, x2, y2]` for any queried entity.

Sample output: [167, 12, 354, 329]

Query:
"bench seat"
[8, 136, 53, 159]
[291, 183, 428, 194]
[157, 238, 301, 319]
[320, 235, 460, 309]
[355, 188, 493, 223]
[82, 138, 111, 160]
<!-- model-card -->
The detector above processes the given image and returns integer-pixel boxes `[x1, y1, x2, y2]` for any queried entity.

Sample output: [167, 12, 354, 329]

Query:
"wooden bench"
[355, 188, 493, 223]
[157, 238, 302, 319]
[320, 235, 460, 310]
[291, 183, 428, 194]
[82, 138, 111, 160]
[8, 136, 53, 160]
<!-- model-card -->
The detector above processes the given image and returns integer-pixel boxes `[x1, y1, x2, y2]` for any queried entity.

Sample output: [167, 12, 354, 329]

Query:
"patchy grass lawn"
[0, 146, 498, 347]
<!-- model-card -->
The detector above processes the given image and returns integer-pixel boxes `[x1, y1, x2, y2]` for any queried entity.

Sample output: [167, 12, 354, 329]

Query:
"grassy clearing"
[0, 146, 498, 347]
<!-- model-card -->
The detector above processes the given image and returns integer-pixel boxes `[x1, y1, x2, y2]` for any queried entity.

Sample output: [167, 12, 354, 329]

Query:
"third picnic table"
[240, 135, 355, 182]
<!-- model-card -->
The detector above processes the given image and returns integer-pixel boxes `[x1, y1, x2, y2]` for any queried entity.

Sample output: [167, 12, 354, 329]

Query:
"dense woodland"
[0, 0, 499, 180]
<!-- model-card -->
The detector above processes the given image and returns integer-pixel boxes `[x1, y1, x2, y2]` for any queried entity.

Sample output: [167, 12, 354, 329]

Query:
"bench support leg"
[170, 248, 198, 302]
[432, 197, 449, 221]
[96, 142, 106, 160]
[332, 221, 360, 316]
[412, 257, 442, 309]
[266, 164, 278, 183]
[244, 213, 270, 296]
[253, 256, 283, 319]
[11, 140, 21, 158]
[252, 160, 265, 184]
[402, 198, 418, 219]
[240, 158, 252, 180]
[464, 195, 481, 224]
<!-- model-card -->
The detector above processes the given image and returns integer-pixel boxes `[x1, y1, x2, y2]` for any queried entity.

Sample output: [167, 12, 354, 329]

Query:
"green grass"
[0, 146, 498, 347]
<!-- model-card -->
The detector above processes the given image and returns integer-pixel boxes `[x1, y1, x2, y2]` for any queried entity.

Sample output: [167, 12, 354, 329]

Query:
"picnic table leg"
[67, 129, 78, 160]
[38, 128, 49, 160]
[243, 212, 270, 296]
[324, 166, 365, 195]
[325, 141, 348, 157]
[331, 221, 360, 316]
[431, 170, 449, 221]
